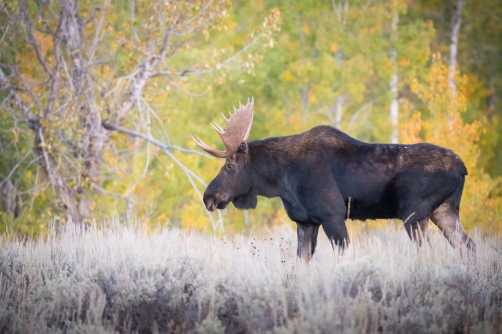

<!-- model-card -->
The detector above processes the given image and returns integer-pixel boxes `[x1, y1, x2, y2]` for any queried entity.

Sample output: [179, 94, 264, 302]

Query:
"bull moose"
[192, 98, 475, 262]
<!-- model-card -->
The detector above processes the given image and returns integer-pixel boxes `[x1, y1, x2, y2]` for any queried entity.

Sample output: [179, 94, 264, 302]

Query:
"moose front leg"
[296, 222, 320, 263]
[300, 183, 349, 254]
[321, 215, 349, 252]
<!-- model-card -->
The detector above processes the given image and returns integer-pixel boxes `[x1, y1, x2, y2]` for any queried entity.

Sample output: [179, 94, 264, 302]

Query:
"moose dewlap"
[193, 98, 475, 263]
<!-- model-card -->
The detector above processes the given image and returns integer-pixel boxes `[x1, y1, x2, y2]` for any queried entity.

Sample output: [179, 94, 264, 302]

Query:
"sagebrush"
[0, 220, 501, 333]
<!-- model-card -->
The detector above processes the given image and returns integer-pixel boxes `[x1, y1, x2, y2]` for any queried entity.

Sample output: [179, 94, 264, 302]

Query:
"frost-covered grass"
[0, 220, 501, 334]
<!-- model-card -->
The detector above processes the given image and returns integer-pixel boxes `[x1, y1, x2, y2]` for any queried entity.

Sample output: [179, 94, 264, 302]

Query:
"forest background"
[1, 0, 501, 236]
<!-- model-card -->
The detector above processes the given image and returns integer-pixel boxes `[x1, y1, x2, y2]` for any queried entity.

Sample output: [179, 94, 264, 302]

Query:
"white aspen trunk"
[330, 0, 348, 129]
[300, 85, 311, 117]
[389, 4, 399, 144]
[448, 0, 464, 96]
[1, 180, 19, 218]
[389, 74, 399, 144]
[334, 94, 346, 129]
[126, 197, 134, 223]
[487, 72, 497, 120]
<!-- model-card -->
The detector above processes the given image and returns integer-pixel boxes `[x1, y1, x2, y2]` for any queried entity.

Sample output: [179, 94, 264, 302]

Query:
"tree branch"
[0, 68, 39, 130]
[0, 150, 32, 189]
[101, 121, 213, 158]
[152, 29, 269, 78]
[19, 0, 53, 78]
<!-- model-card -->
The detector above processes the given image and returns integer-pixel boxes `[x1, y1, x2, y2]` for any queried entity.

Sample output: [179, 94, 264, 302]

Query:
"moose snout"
[204, 196, 217, 212]
[203, 189, 231, 212]
[203, 191, 219, 212]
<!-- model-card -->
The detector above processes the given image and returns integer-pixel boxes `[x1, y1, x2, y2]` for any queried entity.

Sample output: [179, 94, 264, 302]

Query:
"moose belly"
[346, 196, 397, 220]
[338, 170, 398, 220]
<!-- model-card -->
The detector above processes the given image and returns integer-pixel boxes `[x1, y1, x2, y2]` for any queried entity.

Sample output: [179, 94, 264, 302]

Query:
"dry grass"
[0, 220, 501, 334]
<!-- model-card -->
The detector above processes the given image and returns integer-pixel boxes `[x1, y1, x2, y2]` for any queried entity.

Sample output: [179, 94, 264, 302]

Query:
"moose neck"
[246, 140, 291, 201]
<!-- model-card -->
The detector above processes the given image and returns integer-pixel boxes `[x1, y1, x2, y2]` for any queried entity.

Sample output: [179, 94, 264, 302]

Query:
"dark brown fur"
[203, 126, 475, 262]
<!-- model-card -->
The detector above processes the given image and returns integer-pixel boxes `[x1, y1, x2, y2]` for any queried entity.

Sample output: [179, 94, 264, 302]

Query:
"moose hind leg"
[431, 202, 475, 252]
[404, 217, 430, 246]
[297, 223, 320, 263]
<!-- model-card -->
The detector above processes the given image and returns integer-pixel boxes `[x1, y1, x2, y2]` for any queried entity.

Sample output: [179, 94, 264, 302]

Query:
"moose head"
[192, 98, 257, 212]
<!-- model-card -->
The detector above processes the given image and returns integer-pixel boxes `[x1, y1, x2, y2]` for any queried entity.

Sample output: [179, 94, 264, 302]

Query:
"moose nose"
[204, 196, 217, 212]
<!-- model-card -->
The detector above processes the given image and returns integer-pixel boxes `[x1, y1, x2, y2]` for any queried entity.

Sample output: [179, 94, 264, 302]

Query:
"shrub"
[0, 220, 501, 333]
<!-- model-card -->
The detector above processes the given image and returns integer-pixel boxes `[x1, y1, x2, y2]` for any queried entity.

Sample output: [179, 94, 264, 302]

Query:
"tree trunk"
[34, 130, 81, 222]
[1, 180, 20, 219]
[389, 3, 399, 144]
[329, 0, 348, 129]
[333, 95, 346, 129]
[448, 0, 464, 95]
[299, 83, 313, 118]
[487, 67, 497, 120]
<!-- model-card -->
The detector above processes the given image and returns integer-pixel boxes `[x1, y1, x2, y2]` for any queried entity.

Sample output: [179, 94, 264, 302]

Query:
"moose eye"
[226, 164, 234, 171]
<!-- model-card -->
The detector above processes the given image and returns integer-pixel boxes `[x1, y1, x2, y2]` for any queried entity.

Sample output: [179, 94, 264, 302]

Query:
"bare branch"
[151, 29, 268, 80]
[19, 0, 53, 77]
[159, 28, 173, 62]
[84, 5, 100, 25]
[0, 68, 39, 130]
[0, 150, 32, 189]
[101, 121, 213, 158]
[0, 24, 9, 43]
[114, 57, 157, 122]
[88, 0, 111, 63]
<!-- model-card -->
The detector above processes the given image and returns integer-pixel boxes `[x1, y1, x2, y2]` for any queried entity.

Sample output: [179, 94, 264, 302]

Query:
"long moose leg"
[404, 217, 430, 246]
[296, 173, 348, 257]
[310, 185, 349, 253]
[297, 223, 320, 263]
[431, 201, 475, 252]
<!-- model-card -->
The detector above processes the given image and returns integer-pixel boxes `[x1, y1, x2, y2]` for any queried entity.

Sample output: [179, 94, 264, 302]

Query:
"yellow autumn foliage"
[400, 55, 502, 234]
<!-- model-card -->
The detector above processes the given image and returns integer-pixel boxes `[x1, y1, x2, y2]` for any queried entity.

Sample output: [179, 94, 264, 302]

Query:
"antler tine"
[212, 122, 225, 133]
[191, 135, 229, 158]
[221, 113, 229, 122]
[191, 135, 205, 148]
[192, 135, 208, 147]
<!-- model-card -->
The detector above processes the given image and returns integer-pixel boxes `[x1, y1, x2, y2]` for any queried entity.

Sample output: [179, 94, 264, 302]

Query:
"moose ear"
[237, 141, 249, 155]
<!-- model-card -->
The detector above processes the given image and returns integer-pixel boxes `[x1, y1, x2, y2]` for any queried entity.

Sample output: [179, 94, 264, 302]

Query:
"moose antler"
[192, 97, 254, 158]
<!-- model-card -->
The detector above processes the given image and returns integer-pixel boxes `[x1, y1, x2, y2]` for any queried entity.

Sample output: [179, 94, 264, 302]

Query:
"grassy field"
[0, 220, 501, 334]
